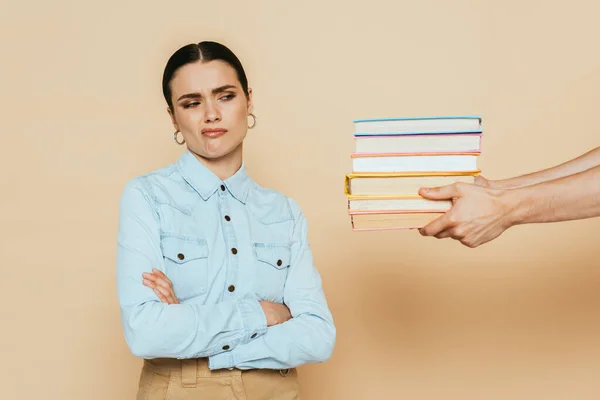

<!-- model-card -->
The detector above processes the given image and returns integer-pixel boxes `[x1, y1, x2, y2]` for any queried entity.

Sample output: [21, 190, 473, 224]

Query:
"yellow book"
[344, 171, 480, 197]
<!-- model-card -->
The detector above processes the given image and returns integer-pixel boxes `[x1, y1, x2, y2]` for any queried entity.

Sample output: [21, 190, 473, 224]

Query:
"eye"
[183, 101, 200, 109]
[219, 93, 236, 101]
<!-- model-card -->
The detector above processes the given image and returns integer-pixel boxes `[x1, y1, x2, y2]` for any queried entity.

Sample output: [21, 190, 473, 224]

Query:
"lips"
[202, 128, 228, 138]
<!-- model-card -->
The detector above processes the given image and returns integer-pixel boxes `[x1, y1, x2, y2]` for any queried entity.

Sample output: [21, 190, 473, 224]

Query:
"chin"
[192, 142, 242, 161]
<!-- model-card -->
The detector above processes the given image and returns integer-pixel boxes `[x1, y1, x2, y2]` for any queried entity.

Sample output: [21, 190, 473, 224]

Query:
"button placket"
[219, 184, 240, 299]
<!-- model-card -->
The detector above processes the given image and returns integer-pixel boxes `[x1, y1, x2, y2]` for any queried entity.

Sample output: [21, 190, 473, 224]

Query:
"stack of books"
[345, 116, 483, 231]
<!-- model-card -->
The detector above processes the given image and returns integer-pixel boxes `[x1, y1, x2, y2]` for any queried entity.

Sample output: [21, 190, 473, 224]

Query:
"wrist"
[501, 187, 530, 227]
[489, 178, 517, 190]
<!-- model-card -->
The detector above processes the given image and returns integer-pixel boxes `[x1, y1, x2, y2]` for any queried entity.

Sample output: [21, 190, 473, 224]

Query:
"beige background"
[2, 0, 599, 399]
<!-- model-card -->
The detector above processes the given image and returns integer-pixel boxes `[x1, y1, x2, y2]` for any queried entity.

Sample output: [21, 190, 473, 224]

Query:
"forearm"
[494, 146, 600, 189]
[208, 198, 336, 370]
[116, 182, 268, 359]
[120, 292, 267, 359]
[505, 165, 600, 225]
[117, 244, 267, 359]
[208, 295, 336, 370]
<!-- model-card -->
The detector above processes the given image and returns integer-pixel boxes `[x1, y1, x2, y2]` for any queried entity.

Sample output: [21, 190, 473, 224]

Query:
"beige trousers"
[136, 357, 301, 400]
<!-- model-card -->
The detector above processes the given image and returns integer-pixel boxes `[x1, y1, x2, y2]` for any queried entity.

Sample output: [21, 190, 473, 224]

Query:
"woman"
[115, 41, 336, 399]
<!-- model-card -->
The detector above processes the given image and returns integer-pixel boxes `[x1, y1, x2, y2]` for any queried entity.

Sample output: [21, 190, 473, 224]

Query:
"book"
[353, 115, 481, 135]
[354, 133, 482, 153]
[346, 115, 484, 231]
[351, 152, 480, 173]
[345, 172, 478, 196]
[348, 196, 452, 212]
[349, 211, 444, 230]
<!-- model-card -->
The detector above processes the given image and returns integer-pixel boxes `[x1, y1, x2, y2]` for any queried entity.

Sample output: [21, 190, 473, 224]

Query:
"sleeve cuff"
[208, 351, 235, 370]
[236, 295, 268, 342]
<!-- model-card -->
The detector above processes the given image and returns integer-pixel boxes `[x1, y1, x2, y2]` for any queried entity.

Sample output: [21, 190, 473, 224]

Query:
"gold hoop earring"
[248, 113, 257, 129]
[173, 130, 185, 145]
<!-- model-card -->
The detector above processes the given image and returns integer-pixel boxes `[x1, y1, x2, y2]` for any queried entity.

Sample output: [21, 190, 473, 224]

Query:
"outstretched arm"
[418, 165, 600, 248]
[485, 146, 600, 189]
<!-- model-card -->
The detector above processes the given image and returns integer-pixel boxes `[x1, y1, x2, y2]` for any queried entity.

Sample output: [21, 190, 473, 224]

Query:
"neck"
[190, 144, 243, 181]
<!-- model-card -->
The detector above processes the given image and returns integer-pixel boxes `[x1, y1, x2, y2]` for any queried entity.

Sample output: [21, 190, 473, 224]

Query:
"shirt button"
[276, 259, 282, 266]
[177, 253, 185, 260]
[251, 333, 257, 339]
[220, 184, 226, 191]
[231, 248, 238, 255]
[228, 285, 235, 292]
[224, 215, 231, 221]
[222, 345, 230, 350]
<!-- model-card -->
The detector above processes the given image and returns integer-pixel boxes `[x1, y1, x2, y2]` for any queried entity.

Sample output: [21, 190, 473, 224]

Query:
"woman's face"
[168, 60, 252, 161]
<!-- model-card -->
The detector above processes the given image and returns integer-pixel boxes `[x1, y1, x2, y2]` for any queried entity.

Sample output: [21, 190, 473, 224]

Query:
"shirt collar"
[176, 150, 251, 204]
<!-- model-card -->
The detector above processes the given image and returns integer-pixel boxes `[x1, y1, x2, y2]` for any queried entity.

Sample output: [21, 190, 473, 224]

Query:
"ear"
[167, 107, 179, 131]
[246, 87, 254, 114]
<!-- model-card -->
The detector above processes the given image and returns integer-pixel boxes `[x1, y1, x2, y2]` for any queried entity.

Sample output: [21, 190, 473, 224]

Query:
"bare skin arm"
[485, 146, 600, 189]
[418, 165, 600, 248]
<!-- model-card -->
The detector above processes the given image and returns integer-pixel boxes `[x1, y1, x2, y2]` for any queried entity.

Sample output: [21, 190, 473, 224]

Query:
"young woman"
[116, 41, 336, 399]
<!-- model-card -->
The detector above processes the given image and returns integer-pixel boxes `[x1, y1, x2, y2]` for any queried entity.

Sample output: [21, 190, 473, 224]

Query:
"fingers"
[152, 286, 169, 302]
[259, 302, 276, 327]
[155, 284, 178, 304]
[153, 283, 172, 298]
[419, 213, 452, 237]
[142, 270, 170, 289]
[142, 276, 168, 300]
[152, 268, 172, 285]
[418, 183, 462, 200]
[142, 270, 179, 304]
[259, 301, 292, 326]
[434, 229, 452, 239]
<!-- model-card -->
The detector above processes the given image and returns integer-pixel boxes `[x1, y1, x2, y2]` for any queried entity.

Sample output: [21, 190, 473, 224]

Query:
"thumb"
[418, 184, 460, 200]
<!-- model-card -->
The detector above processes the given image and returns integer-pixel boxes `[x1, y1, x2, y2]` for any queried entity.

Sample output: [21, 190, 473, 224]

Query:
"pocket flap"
[162, 236, 209, 264]
[253, 243, 291, 270]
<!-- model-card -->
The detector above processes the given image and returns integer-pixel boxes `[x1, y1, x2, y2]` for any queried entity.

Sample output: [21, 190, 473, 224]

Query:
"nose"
[204, 100, 221, 123]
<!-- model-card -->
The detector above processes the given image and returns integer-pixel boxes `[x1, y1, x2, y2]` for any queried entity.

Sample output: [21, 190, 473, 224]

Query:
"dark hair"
[162, 41, 249, 110]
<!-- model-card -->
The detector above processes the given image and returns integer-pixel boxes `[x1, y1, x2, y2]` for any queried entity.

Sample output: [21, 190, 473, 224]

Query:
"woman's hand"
[142, 268, 180, 304]
[259, 301, 292, 326]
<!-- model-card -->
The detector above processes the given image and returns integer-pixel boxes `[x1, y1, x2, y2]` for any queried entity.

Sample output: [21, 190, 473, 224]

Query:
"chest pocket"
[253, 243, 292, 302]
[161, 235, 210, 301]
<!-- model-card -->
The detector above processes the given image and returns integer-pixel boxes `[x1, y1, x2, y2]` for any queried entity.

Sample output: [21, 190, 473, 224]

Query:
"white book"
[354, 115, 482, 135]
[348, 197, 452, 211]
[349, 212, 443, 230]
[351, 153, 479, 173]
[354, 134, 482, 153]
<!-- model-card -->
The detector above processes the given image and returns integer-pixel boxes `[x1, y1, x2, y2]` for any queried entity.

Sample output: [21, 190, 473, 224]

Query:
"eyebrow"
[177, 85, 238, 101]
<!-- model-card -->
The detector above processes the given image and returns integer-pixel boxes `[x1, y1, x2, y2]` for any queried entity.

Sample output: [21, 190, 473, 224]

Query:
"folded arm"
[208, 199, 336, 370]
[116, 180, 267, 359]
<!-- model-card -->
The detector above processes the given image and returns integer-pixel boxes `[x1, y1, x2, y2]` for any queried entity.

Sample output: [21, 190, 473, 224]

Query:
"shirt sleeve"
[208, 198, 336, 370]
[116, 178, 268, 359]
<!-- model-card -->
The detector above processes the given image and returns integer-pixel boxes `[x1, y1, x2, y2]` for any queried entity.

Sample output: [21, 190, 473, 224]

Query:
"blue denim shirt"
[116, 150, 335, 370]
